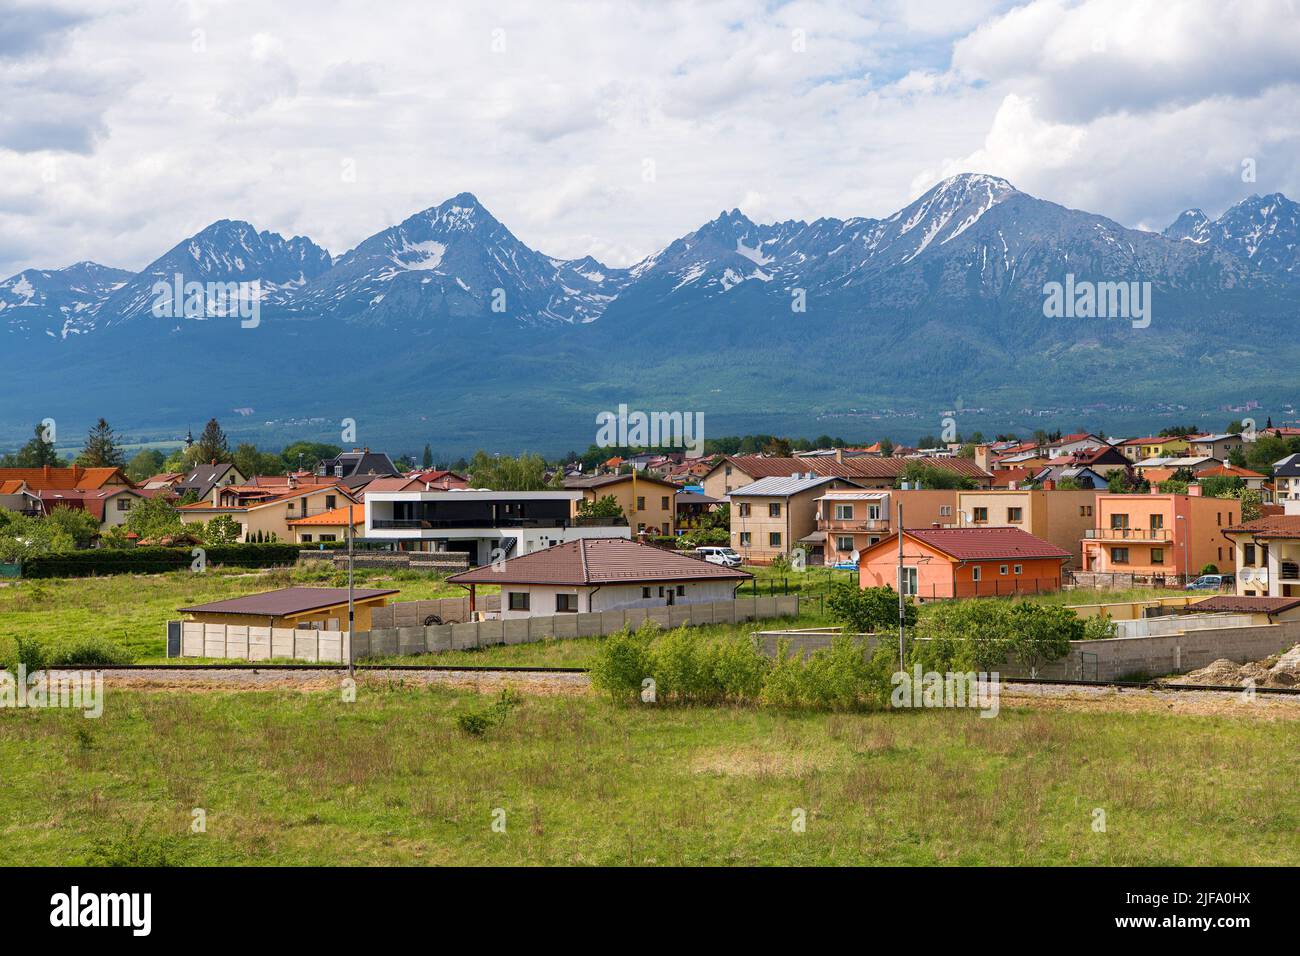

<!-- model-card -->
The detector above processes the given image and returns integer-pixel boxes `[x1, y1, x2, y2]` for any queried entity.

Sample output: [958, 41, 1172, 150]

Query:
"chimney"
[835, 448, 843, 463]
[211, 459, 216, 466]
[1187, 483, 1202, 496]
[1042, 479, 1055, 490]
[43, 464, 51, 480]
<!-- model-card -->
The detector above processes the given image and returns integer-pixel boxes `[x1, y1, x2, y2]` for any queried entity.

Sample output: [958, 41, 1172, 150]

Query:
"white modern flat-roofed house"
[364, 489, 629, 566]
[447, 537, 752, 619]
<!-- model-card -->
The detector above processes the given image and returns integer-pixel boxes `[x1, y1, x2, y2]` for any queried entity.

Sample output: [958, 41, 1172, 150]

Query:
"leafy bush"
[588, 622, 656, 699]
[22, 542, 302, 577]
[46, 639, 134, 667]
[760, 636, 894, 711]
[827, 582, 916, 633]
[916, 599, 1080, 673]
[455, 688, 523, 736]
[3, 636, 47, 674]
[1081, 615, 1118, 641]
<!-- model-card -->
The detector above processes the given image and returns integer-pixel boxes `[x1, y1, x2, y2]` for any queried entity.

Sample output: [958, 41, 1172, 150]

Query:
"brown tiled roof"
[717, 455, 989, 481]
[989, 467, 1036, 488]
[1198, 465, 1266, 479]
[564, 473, 681, 490]
[1223, 515, 1300, 538]
[179, 586, 398, 617]
[894, 527, 1071, 561]
[1188, 595, 1300, 615]
[0, 465, 132, 491]
[448, 537, 752, 586]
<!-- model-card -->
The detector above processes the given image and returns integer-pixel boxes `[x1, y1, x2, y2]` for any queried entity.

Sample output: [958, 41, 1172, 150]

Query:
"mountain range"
[2, 174, 1297, 453]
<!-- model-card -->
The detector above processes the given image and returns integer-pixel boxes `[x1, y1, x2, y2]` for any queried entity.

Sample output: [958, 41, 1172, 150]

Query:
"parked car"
[1185, 574, 1234, 591]
[695, 546, 742, 567]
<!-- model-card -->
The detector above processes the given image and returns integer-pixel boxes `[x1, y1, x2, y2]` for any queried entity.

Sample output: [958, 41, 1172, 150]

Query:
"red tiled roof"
[1223, 515, 1300, 538]
[1198, 465, 1266, 479]
[901, 527, 1071, 562]
[448, 537, 752, 586]
[1188, 595, 1300, 615]
[0, 465, 133, 491]
[286, 504, 364, 527]
[990, 468, 1036, 488]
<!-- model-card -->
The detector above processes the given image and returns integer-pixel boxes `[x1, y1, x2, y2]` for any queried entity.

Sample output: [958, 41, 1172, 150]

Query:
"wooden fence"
[171, 595, 802, 661]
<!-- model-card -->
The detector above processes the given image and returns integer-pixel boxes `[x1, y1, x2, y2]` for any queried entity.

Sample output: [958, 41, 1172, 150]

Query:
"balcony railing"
[818, 517, 889, 531]
[370, 516, 627, 531]
[1083, 528, 1172, 541]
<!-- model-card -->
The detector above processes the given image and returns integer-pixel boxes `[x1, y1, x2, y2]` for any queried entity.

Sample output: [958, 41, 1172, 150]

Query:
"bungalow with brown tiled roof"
[0, 464, 134, 491]
[448, 537, 750, 618]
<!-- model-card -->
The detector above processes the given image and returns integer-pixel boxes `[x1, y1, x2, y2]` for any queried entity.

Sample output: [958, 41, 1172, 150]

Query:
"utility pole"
[897, 502, 906, 668]
[347, 513, 355, 676]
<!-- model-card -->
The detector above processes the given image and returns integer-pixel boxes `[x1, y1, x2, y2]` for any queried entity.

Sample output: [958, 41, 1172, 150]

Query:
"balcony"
[818, 517, 890, 532]
[1083, 527, 1173, 541]
[370, 517, 626, 531]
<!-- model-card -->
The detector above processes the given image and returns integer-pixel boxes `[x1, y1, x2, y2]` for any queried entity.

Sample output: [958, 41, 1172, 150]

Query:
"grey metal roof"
[728, 475, 859, 497]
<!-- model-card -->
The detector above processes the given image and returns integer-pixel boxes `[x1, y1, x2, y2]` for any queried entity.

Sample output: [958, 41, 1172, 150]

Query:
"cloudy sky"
[2, 0, 1299, 277]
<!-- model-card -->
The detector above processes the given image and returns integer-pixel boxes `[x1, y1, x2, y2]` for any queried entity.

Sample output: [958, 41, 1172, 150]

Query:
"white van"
[695, 546, 743, 567]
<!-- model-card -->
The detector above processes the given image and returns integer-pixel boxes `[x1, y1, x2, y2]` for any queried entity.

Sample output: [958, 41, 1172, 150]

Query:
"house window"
[1216, 512, 1222, 526]
[116, 498, 131, 511]
[1110, 513, 1129, 529]
[769, 532, 781, 547]
[724, 465, 732, 476]
[834, 503, 854, 520]
[1150, 514, 1163, 529]
[940, 505, 952, 516]
[1013, 564, 1022, 575]
[662, 523, 669, 535]
[836, 536, 854, 552]
[326, 495, 337, 509]
[302, 534, 312, 542]
[899, 567, 917, 595]
[319, 534, 336, 542]
[661, 496, 669, 510]
[972, 507, 988, 523]
[738, 503, 751, 517]
[507, 591, 530, 611]
[642, 587, 651, 599]
[658, 586, 665, 597]
[1244, 544, 1256, 565]
[769, 502, 781, 518]
[972, 566, 982, 582]
[999, 565, 1008, 575]
[1151, 548, 1164, 564]
[739, 532, 751, 546]
[637, 496, 645, 510]
[1006, 507, 1022, 523]
[1217, 547, 1223, 561]
[556, 593, 578, 613]
[675, 585, 685, 596]
[1079, 505, 1093, 517]
[1111, 547, 1130, 564]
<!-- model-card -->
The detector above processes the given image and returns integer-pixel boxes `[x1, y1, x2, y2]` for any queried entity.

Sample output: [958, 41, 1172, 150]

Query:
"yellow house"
[179, 481, 357, 542]
[564, 473, 677, 535]
[1118, 436, 1191, 462]
[730, 475, 863, 564]
[955, 488, 1100, 568]
[179, 586, 397, 630]
[287, 504, 364, 544]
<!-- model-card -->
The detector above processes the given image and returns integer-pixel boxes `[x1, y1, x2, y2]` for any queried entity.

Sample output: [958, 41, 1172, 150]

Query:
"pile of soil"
[1171, 644, 1300, 688]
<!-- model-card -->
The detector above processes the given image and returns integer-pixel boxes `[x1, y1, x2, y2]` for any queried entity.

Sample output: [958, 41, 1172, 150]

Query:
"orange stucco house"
[858, 527, 1071, 600]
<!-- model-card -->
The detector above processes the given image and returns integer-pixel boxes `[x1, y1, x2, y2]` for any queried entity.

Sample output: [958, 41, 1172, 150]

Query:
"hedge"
[22, 543, 303, 578]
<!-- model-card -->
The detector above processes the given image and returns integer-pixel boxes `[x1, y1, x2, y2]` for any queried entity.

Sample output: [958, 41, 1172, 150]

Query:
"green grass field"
[1, 684, 1294, 866]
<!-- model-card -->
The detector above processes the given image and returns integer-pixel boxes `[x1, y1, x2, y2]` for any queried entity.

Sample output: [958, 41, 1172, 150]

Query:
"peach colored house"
[858, 527, 1070, 600]
[955, 488, 1099, 569]
[1080, 489, 1238, 582]
[817, 489, 960, 566]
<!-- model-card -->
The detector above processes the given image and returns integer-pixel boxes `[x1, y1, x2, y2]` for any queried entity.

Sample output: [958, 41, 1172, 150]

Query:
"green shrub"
[455, 688, 523, 736]
[827, 582, 916, 633]
[759, 636, 894, 711]
[704, 636, 769, 701]
[1081, 614, 1118, 641]
[46, 639, 134, 667]
[4, 636, 47, 674]
[85, 828, 188, 866]
[588, 623, 656, 699]
[22, 542, 302, 578]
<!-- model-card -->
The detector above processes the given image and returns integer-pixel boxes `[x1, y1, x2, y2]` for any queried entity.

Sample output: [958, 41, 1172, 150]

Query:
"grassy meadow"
[0, 683, 1295, 866]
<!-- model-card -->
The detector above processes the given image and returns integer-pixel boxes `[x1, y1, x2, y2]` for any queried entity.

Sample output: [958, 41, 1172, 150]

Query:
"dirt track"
[98, 667, 1300, 718]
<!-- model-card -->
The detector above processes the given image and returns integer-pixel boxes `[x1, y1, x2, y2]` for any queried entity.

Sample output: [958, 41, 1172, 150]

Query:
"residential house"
[1131, 455, 1222, 478]
[700, 454, 989, 498]
[816, 488, 961, 566]
[172, 463, 246, 501]
[0, 481, 41, 517]
[676, 491, 724, 530]
[179, 586, 398, 631]
[287, 504, 365, 544]
[35, 486, 149, 534]
[1117, 435, 1191, 462]
[316, 448, 401, 489]
[402, 469, 470, 490]
[178, 480, 358, 542]
[447, 537, 750, 619]
[364, 489, 629, 565]
[954, 488, 1099, 568]
[1029, 465, 1109, 489]
[858, 527, 1070, 600]
[1196, 464, 1268, 491]
[1222, 514, 1300, 599]
[1273, 453, 1300, 503]
[1080, 489, 1238, 582]
[564, 473, 679, 535]
[727, 474, 864, 564]
[1188, 433, 1245, 461]
[0, 464, 133, 492]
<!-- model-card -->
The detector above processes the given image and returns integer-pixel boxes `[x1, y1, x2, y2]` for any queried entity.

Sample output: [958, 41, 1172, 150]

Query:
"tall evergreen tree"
[78, 418, 126, 468]
[422, 444, 433, 468]
[13, 422, 61, 467]
[194, 418, 230, 463]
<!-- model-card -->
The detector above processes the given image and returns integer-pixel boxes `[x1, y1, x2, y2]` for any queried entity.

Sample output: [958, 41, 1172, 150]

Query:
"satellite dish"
[850, 550, 861, 563]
